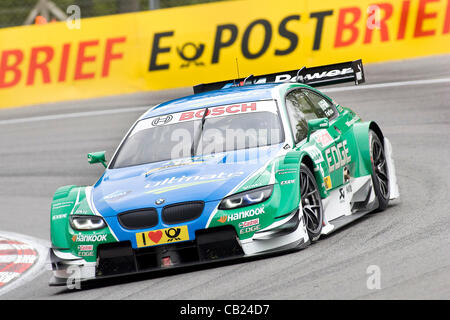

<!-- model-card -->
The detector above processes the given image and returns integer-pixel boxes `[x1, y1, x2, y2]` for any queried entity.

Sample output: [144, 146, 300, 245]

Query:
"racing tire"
[300, 163, 324, 240]
[369, 130, 390, 211]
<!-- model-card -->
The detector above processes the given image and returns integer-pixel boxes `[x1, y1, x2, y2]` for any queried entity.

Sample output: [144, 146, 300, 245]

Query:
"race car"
[49, 60, 399, 286]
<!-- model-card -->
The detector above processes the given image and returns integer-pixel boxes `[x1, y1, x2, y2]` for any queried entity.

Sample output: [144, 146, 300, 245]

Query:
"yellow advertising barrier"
[1, 0, 450, 108]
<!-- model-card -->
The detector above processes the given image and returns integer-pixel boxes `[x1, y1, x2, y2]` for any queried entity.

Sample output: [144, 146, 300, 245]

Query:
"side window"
[286, 90, 318, 143]
[303, 90, 338, 119]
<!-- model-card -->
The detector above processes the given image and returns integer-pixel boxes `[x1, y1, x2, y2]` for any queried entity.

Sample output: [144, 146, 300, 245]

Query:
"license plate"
[136, 226, 189, 248]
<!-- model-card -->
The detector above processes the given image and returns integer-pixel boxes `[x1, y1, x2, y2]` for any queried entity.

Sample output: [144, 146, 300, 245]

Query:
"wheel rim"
[372, 138, 389, 199]
[300, 170, 322, 234]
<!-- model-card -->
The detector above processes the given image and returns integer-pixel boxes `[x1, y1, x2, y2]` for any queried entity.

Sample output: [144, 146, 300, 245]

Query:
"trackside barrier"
[1, 0, 450, 108]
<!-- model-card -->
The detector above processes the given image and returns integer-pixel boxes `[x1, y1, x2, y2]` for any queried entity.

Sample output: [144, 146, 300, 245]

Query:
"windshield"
[111, 100, 284, 168]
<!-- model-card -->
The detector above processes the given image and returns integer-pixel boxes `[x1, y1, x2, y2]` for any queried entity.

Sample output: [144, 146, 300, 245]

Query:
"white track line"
[323, 77, 450, 93]
[0, 105, 148, 126]
[1, 77, 449, 126]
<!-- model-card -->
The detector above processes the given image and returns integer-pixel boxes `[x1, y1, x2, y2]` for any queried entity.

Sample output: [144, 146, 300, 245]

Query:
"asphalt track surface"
[1, 55, 449, 299]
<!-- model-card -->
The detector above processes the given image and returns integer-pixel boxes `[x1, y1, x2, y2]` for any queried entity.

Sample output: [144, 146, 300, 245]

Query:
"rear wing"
[193, 59, 365, 94]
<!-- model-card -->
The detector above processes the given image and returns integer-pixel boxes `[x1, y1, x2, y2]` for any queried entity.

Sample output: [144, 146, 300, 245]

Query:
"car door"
[285, 87, 349, 186]
[302, 89, 354, 209]
[284, 88, 337, 190]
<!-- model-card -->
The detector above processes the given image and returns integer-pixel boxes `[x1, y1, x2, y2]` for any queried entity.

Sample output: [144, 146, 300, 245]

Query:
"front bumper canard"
[48, 248, 96, 286]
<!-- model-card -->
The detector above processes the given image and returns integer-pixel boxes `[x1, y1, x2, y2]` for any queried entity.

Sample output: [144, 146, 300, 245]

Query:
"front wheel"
[300, 163, 324, 240]
[369, 130, 390, 211]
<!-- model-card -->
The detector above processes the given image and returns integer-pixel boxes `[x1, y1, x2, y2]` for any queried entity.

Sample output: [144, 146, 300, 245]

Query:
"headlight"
[69, 215, 107, 230]
[219, 185, 273, 210]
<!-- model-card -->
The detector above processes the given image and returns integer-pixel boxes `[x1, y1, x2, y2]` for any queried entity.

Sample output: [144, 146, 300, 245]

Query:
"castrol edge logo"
[131, 100, 276, 135]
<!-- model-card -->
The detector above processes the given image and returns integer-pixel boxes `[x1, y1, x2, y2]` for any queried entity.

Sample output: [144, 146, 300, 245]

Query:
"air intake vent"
[162, 201, 204, 224]
[118, 208, 158, 229]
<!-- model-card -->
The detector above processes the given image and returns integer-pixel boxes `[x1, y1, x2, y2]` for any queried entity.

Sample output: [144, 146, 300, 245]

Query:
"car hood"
[92, 144, 282, 217]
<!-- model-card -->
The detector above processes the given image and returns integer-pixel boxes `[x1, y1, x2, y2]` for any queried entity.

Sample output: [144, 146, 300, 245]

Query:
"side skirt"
[321, 175, 378, 235]
[323, 209, 371, 233]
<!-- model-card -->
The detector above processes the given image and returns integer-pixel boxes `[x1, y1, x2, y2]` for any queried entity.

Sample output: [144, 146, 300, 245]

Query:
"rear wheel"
[369, 130, 390, 211]
[300, 163, 323, 240]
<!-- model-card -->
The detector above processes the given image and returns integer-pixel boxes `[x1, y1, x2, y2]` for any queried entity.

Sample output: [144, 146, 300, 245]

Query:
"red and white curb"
[0, 237, 38, 287]
[0, 232, 49, 297]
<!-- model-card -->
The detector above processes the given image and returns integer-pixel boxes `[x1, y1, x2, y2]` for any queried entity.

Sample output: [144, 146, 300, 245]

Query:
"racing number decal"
[136, 226, 189, 248]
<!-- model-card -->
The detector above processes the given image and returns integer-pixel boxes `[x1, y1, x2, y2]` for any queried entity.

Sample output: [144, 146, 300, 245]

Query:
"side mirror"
[87, 151, 107, 168]
[306, 118, 329, 142]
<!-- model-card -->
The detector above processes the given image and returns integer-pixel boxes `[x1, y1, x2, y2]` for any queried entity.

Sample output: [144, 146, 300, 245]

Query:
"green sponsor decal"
[50, 186, 117, 263]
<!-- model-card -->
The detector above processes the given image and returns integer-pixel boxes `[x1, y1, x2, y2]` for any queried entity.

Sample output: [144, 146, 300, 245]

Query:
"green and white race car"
[49, 60, 399, 285]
